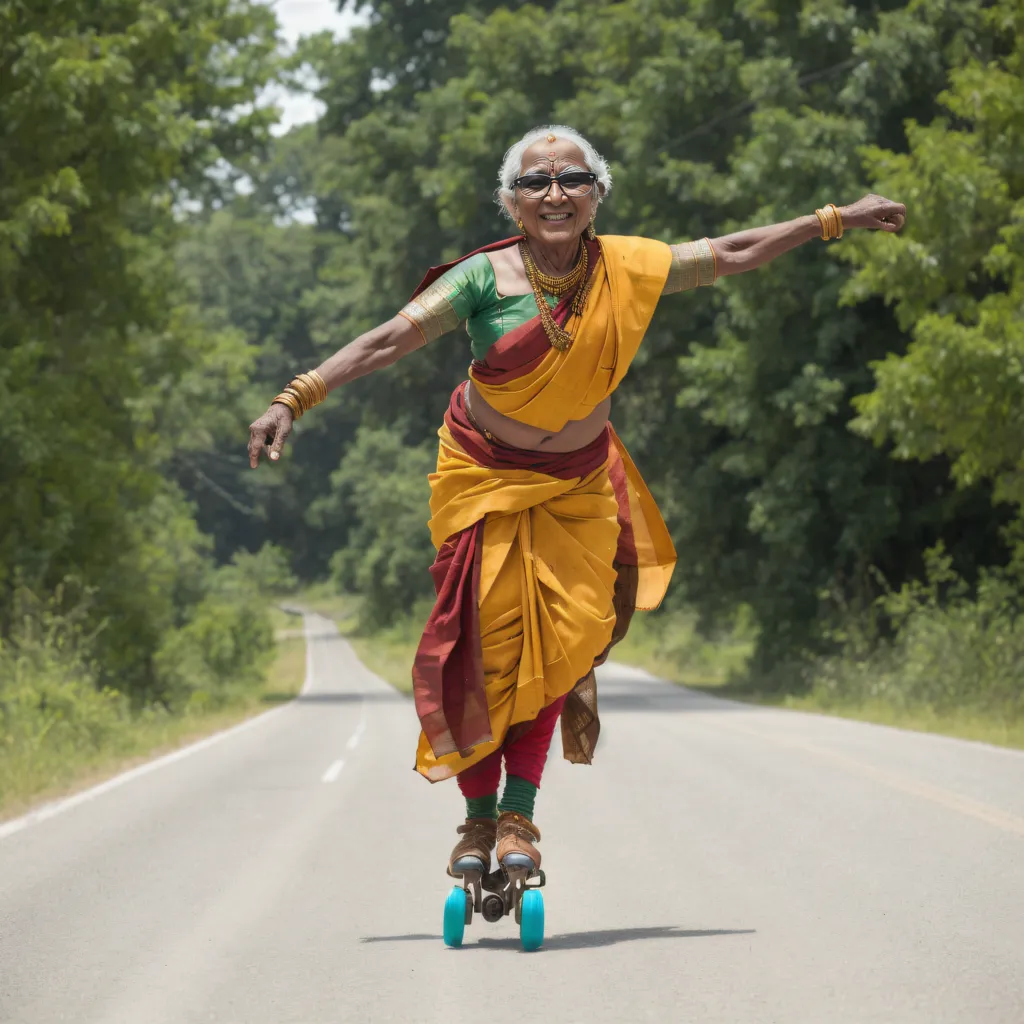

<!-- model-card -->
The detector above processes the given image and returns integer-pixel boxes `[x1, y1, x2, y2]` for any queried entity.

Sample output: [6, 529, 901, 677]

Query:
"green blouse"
[398, 238, 716, 359]
[402, 253, 556, 361]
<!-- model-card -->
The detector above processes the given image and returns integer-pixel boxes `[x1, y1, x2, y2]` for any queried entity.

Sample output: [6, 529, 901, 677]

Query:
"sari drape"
[412, 236, 677, 782]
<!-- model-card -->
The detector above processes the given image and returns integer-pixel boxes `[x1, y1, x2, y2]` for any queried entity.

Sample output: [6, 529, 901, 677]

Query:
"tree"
[0, 0, 279, 696]
[847, 0, 1024, 518]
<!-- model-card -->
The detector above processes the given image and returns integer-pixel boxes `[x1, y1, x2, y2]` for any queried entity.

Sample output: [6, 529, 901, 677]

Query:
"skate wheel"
[443, 887, 467, 948]
[519, 889, 544, 951]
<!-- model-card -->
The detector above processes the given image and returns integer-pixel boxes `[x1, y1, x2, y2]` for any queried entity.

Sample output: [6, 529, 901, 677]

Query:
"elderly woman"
[249, 125, 905, 935]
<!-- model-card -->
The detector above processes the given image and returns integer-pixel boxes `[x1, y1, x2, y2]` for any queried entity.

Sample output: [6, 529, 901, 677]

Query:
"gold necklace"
[519, 240, 596, 352]
[526, 241, 588, 295]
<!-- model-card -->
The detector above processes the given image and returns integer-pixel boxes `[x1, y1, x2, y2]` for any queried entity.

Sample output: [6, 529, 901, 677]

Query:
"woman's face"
[506, 137, 600, 247]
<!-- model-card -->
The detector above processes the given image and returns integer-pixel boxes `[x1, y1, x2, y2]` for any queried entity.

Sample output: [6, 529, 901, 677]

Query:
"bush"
[152, 544, 289, 710]
[812, 547, 1024, 721]
[0, 588, 134, 806]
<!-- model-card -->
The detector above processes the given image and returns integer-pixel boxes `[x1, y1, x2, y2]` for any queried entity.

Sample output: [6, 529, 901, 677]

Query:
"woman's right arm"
[247, 314, 426, 469]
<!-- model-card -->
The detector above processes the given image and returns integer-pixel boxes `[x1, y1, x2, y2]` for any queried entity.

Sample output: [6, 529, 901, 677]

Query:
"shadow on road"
[361, 925, 754, 951]
[595, 686, 746, 713]
[261, 691, 408, 705]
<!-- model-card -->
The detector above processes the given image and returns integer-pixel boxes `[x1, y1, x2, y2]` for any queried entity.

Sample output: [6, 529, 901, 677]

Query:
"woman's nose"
[546, 182, 566, 203]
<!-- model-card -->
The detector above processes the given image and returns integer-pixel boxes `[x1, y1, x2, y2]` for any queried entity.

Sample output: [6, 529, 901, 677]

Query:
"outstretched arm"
[247, 314, 425, 468]
[711, 194, 907, 277]
[247, 258, 484, 467]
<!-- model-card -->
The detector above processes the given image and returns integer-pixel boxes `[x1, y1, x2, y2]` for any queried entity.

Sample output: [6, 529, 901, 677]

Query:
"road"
[1, 613, 1022, 1023]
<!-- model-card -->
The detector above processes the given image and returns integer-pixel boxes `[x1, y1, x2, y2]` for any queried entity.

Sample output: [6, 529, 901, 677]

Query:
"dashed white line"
[346, 700, 367, 750]
[321, 759, 345, 783]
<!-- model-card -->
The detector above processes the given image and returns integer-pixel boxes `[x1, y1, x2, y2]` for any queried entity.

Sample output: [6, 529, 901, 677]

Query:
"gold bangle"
[289, 377, 315, 411]
[272, 390, 302, 418]
[278, 370, 328, 418]
[826, 203, 843, 240]
[292, 371, 325, 407]
[307, 369, 328, 402]
[815, 208, 830, 240]
[824, 205, 837, 240]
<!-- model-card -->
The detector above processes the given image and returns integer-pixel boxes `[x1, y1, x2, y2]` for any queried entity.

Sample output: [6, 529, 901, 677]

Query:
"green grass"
[0, 626, 308, 821]
[612, 608, 1024, 751]
[611, 608, 755, 688]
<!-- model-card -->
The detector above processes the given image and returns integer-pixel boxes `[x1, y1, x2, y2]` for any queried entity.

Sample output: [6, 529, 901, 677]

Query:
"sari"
[410, 235, 677, 782]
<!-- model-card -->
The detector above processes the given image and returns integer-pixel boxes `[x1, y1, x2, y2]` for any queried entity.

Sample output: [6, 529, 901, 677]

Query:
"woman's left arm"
[711, 194, 907, 277]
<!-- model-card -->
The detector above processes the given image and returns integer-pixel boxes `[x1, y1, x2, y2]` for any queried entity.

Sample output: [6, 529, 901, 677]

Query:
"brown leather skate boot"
[447, 817, 497, 878]
[496, 811, 542, 871]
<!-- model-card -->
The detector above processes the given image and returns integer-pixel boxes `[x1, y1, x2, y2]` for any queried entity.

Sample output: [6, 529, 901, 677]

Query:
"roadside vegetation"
[0, 549, 304, 817]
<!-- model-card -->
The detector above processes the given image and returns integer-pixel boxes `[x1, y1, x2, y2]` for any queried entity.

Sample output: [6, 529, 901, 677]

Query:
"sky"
[267, 0, 366, 133]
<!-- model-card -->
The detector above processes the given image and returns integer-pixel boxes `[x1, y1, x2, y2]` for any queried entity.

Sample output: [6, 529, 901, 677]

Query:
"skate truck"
[444, 849, 545, 951]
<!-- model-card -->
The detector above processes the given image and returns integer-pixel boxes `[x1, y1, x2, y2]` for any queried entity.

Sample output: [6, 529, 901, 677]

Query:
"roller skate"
[442, 811, 546, 951]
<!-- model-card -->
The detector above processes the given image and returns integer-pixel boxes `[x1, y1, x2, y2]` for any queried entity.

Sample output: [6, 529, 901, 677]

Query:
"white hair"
[496, 125, 612, 219]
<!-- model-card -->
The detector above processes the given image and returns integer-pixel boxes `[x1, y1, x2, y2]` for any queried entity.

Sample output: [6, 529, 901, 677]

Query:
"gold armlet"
[664, 238, 718, 294]
[399, 277, 462, 343]
[272, 369, 327, 419]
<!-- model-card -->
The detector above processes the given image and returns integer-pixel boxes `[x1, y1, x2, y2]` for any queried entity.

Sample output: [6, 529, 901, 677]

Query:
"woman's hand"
[248, 403, 294, 469]
[840, 194, 907, 233]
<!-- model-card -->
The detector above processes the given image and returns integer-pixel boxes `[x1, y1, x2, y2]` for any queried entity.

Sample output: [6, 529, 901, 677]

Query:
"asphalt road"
[1, 613, 1022, 1023]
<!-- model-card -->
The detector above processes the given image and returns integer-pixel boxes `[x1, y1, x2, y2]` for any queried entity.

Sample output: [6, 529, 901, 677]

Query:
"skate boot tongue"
[448, 817, 497, 878]
[496, 811, 542, 871]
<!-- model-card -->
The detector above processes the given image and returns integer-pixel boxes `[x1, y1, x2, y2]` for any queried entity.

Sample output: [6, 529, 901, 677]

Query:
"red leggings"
[456, 695, 567, 798]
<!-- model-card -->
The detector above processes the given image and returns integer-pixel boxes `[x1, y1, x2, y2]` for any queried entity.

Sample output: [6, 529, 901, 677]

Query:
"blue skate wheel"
[519, 889, 544, 951]
[443, 887, 467, 948]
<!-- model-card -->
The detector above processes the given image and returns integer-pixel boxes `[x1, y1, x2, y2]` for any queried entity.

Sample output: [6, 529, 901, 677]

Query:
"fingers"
[269, 417, 292, 462]
[247, 407, 294, 468]
[880, 202, 907, 232]
[248, 421, 268, 469]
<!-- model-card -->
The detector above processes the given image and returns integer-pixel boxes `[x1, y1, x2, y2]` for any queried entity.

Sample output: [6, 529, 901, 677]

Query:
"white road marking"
[0, 703, 291, 843]
[321, 759, 345, 783]
[346, 699, 367, 750]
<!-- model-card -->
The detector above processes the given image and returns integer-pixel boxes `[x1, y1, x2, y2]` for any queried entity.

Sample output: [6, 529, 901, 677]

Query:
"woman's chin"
[532, 220, 582, 245]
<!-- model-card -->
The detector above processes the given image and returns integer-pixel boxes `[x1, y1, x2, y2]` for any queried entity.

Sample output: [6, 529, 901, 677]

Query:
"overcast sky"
[267, 0, 366, 132]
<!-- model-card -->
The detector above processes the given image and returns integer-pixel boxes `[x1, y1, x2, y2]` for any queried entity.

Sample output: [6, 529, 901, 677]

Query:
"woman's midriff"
[466, 380, 611, 453]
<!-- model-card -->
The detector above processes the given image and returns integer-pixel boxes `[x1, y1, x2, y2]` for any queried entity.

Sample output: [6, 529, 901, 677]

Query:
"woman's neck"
[527, 236, 583, 275]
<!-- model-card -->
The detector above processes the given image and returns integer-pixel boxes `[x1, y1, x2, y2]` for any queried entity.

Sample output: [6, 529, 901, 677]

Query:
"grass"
[610, 608, 755, 688]
[612, 608, 1024, 751]
[0, 623, 308, 822]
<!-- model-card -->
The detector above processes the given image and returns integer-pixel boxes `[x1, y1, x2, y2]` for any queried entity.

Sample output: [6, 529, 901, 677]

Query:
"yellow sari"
[414, 236, 677, 782]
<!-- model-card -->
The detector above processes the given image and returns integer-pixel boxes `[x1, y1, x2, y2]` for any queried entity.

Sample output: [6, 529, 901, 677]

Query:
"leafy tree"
[847, 0, 1024, 514]
[0, 0, 279, 696]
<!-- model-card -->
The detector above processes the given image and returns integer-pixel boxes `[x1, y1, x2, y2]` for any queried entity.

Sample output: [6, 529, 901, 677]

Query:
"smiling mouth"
[540, 212, 573, 222]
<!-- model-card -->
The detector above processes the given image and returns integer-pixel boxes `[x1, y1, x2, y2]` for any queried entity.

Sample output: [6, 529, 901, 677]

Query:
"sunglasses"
[512, 171, 598, 198]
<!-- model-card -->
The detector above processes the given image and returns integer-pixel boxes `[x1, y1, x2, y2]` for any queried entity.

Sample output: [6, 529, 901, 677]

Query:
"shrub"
[812, 547, 1024, 720]
[0, 588, 133, 806]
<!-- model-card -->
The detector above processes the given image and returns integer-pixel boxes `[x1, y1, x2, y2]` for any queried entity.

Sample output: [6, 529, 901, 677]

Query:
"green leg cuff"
[465, 793, 498, 820]
[498, 774, 538, 820]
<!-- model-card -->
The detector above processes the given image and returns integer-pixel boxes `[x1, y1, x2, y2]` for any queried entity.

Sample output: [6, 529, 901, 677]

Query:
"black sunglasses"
[512, 171, 598, 198]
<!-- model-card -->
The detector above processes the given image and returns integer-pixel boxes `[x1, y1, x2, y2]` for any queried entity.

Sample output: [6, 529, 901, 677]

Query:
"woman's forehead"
[520, 138, 588, 173]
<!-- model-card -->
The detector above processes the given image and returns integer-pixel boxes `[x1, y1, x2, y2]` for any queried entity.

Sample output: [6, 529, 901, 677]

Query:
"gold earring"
[586, 216, 596, 240]
[516, 219, 525, 233]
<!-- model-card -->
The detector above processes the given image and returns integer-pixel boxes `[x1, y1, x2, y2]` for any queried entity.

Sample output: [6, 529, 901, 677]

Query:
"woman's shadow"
[361, 925, 754, 951]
